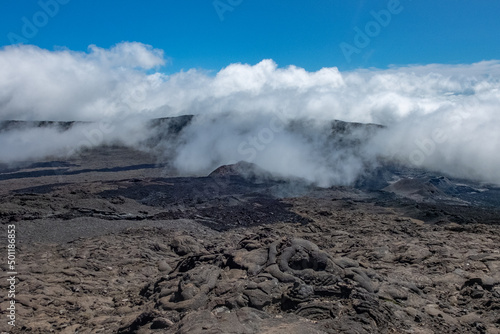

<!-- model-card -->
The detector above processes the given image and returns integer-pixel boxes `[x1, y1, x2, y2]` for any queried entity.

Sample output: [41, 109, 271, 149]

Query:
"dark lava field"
[0, 119, 499, 333]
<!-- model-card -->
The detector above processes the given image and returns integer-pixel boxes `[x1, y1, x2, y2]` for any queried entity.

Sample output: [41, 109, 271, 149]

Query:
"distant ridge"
[0, 120, 86, 132]
[0, 116, 195, 133]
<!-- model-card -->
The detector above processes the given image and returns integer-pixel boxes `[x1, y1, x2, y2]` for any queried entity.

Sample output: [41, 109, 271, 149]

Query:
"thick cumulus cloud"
[0, 42, 165, 121]
[1, 43, 500, 185]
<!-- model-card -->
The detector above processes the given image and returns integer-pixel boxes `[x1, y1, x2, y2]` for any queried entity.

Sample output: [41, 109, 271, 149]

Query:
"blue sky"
[1, 0, 499, 72]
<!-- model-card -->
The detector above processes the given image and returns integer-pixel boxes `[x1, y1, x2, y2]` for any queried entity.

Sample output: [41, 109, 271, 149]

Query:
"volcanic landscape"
[1, 117, 499, 333]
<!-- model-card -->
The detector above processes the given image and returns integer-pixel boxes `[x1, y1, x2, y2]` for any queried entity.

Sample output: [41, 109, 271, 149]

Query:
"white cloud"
[0, 43, 499, 185]
[87, 43, 165, 70]
[0, 42, 165, 121]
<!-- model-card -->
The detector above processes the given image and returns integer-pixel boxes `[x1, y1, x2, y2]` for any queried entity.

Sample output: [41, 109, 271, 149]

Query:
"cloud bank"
[1, 43, 500, 185]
